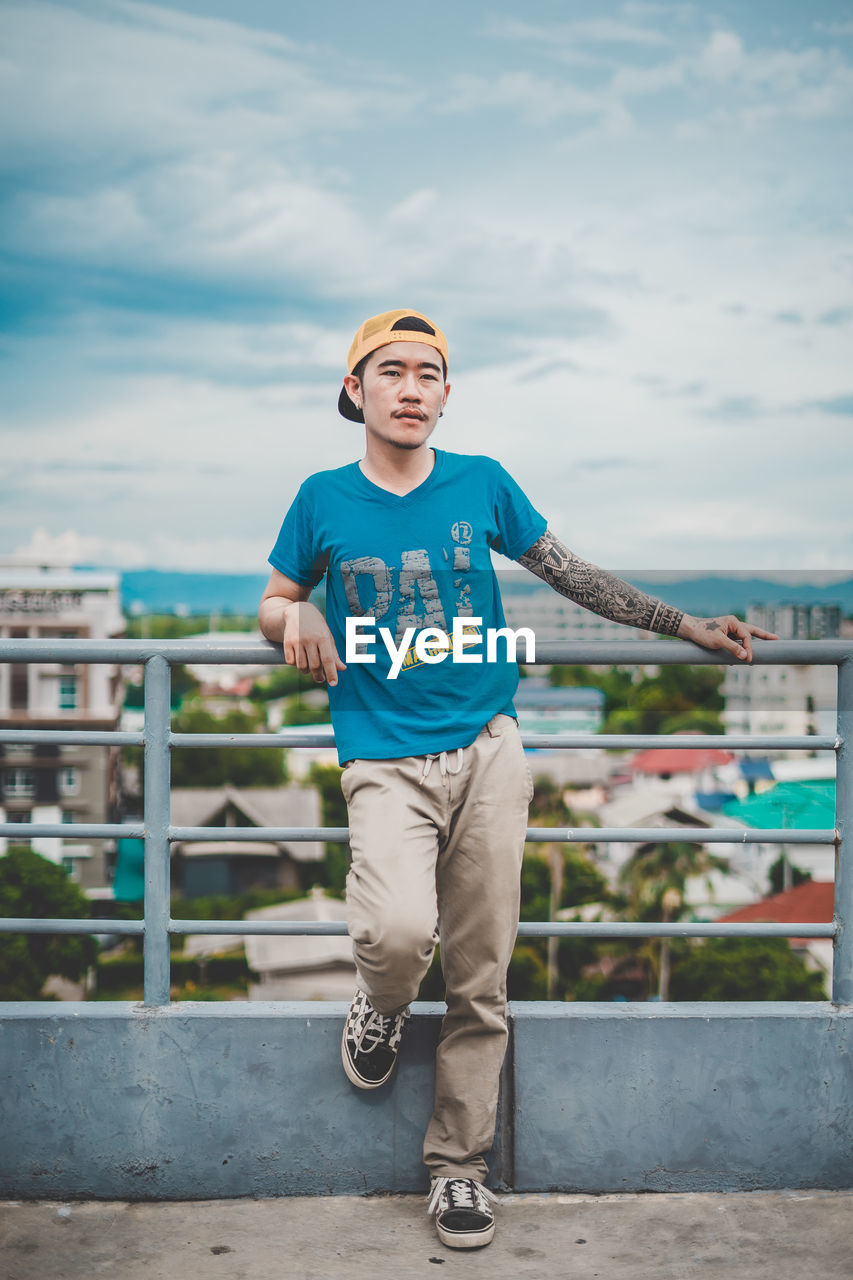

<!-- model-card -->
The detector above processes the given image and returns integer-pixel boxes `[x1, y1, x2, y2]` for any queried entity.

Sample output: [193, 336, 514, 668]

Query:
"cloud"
[1, 0, 396, 168]
[573, 457, 642, 472]
[811, 394, 853, 416]
[1, 1, 851, 571]
[487, 15, 671, 51]
[13, 526, 269, 573]
[700, 396, 763, 421]
[696, 30, 744, 82]
[818, 307, 853, 326]
[815, 20, 853, 38]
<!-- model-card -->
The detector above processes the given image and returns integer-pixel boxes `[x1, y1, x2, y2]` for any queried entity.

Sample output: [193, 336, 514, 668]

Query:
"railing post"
[143, 654, 171, 1006]
[833, 658, 853, 1003]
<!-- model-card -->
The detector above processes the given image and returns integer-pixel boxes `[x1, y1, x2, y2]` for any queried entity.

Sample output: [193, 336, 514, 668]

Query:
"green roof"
[722, 780, 835, 830]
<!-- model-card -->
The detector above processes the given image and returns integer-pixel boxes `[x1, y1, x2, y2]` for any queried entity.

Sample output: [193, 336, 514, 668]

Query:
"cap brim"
[338, 384, 364, 423]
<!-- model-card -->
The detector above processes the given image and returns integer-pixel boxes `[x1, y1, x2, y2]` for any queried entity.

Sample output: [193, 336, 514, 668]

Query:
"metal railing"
[1, 637, 850, 1006]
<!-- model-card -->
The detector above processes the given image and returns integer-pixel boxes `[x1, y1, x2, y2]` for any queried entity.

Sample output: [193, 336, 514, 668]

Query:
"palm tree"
[618, 840, 729, 1000]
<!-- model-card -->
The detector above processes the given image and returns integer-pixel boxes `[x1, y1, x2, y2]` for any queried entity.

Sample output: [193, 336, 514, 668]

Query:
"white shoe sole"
[435, 1220, 495, 1249]
[341, 1030, 396, 1090]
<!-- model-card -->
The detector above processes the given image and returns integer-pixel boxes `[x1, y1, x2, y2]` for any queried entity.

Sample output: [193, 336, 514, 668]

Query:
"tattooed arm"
[518, 530, 777, 661]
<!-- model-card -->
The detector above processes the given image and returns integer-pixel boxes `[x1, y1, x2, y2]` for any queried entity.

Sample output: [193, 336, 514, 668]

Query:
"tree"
[548, 662, 724, 735]
[283, 695, 330, 726]
[306, 762, 350, 897]
[768, 854, 812, 896]
[669, 937, 826, 1001]
[603, 666, 724, 735]
[618, 840, 729, 999]
[0, 847, 98, 1000]
[519, 775, 607, 998]
[251, 665, 317, 702]
[123, 663, 198, 710]
[170, 702, 287, 787]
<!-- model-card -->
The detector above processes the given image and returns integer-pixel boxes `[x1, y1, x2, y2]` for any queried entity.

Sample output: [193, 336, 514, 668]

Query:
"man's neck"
[359, 444, 436, 497]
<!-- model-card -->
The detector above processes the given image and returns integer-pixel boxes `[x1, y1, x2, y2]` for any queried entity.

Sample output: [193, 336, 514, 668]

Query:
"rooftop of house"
[170, 783, 324, 863]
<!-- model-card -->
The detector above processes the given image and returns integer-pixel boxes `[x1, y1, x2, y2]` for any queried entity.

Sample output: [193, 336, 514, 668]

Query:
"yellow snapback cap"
[338, 309, 449, 422]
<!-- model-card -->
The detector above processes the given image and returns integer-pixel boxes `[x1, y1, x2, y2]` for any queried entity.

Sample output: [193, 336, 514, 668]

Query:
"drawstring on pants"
[419, 748, 464, 785]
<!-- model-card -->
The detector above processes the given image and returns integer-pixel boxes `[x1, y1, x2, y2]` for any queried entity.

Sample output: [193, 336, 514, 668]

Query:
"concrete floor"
[2, 1191, 851, 1280]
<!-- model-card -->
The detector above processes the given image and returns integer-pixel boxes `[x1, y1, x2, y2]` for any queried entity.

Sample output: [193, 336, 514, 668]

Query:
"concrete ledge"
[0, 1002, 448, 1199]
[1, 1001, 851, 1198]
[511, 1002, 853, 1192]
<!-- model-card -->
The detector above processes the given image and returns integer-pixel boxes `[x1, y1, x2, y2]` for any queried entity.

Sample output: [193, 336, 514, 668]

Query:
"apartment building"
[0, 564, 125, 889]
[723, 603, 839, 741]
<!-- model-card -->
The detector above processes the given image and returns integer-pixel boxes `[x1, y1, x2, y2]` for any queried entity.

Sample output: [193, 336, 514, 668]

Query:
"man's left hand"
[677, 614, 778, 662]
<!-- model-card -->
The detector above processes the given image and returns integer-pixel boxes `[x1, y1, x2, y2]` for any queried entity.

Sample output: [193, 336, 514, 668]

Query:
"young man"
[258, 309, 774, 1250]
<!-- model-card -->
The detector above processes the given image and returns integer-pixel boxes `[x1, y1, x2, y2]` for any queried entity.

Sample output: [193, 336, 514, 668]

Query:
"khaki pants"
[341, 713, 533, 1181]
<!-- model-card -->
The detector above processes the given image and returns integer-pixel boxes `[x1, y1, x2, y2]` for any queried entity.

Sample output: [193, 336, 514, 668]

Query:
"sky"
[2, 0, 852, 576]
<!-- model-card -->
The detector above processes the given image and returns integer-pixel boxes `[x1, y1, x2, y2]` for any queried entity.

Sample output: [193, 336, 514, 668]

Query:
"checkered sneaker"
[427, 1176, 497, 1249]
[341, 989, 410, 1089]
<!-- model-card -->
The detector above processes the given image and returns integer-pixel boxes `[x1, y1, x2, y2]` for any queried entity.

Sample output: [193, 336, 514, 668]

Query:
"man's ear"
[343, 373, 362, 408]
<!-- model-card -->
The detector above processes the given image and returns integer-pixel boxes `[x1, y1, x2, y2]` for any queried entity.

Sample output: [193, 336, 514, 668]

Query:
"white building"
[0, 564, 125, 887]
[183, 887, 355, 1001]
[722, 603, 839, 742]
[501, 583, 657, 646]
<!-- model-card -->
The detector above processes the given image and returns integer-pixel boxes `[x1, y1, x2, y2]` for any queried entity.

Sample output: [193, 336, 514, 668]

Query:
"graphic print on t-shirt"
[341, 547, 448, 641]
[340, 525, 484, 671]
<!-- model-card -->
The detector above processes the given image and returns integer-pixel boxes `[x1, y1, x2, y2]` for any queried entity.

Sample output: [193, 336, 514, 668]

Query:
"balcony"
[1, 636, 852, 1202]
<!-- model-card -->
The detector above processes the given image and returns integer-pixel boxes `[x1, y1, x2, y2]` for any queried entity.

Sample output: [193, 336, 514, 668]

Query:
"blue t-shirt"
[268, 449, 547, 763]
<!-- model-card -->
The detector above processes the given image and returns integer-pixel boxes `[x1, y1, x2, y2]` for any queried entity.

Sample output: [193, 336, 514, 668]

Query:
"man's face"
[345, 341, 450, 451]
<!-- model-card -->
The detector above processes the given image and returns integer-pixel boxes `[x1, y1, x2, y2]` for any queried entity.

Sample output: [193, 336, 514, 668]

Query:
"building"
[0, 564, 124, 889]
[167, 783, 324, 898]
[723, 603, 839, 741]
[514, 678, 605, 735]
[181, 887, 354, 999]
[718, 880, 835, 980]
[501, 581, 656, 645]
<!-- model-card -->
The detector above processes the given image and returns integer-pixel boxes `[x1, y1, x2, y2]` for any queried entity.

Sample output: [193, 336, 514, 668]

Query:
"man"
[258, 309, 774, 1250]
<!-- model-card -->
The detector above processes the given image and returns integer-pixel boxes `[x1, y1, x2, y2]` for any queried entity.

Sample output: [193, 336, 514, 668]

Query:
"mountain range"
[118, 569, 853, 619]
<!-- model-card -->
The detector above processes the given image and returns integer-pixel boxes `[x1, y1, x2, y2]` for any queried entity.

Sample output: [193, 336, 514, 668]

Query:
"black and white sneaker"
[427, 1176, 497, 1249]
[341, 989, 410, 1089]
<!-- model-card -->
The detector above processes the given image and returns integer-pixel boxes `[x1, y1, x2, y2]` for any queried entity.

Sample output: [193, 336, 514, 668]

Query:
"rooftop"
[3, 1190, 850, 1279]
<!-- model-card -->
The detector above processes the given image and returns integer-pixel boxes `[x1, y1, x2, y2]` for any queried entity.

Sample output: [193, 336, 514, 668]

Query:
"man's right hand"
[282, 600, 346, 686]
[258, 569, 346, 686]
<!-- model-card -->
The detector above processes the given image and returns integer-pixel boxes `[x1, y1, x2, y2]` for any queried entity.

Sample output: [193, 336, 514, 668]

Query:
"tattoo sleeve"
[517, 530, 684, 636]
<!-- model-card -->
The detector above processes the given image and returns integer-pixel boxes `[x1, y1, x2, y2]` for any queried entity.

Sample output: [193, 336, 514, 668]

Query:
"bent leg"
[342, 757, 441, 1014]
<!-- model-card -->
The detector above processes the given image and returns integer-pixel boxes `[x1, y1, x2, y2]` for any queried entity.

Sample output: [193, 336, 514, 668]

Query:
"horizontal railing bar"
[0, 727, 835, 753]
[171, 919, 835, 939]
[0, 918, 834, 939]
[0, 729, 144, 747]
[0, 918, 144, 935]
[0, 639, 285, 665]
[1, 638, 850, 665]
[533, 640, 851, 665]
[170, 733, 315, 749]
[170, 825, 348, 842]
[522, 733, 837, 751]
[0, 823, 144, 839]
[170, 919, 349, 935]
[167, 824, 835, 845]
[528, 826, 837, 845]
[516, 921, 836, 939]
[166, 730, 838, 752]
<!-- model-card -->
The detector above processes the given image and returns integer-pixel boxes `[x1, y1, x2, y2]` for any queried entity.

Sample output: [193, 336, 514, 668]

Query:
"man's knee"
[353, 909, 437, 965]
